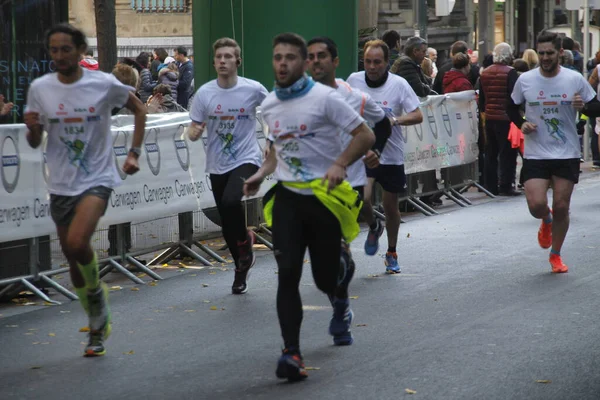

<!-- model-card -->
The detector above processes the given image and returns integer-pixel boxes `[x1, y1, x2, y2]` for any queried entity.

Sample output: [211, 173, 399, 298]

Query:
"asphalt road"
[2, 174, 600, 400]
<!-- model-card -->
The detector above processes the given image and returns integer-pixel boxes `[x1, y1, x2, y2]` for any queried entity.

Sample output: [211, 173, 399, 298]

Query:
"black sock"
[369, 219, 379, 231]
[387, 247, 396, 254]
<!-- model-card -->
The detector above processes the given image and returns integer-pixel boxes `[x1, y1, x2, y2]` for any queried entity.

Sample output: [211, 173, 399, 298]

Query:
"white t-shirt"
[511, 67, 595, 159]
[346, 71, 420, 165]
[261, 82, 364, 186]
[335, 79, 385, 187]
[25, 69, 131, 196]
[189, 77, 269, 174]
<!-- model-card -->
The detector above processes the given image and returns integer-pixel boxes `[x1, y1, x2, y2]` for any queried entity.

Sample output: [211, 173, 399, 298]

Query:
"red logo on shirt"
[275, 121, 280, 128]
[539, 91, 544, 96]
[383, 101, 388, 105]
[59, 104, 64, 110]
[240, 108, 245, 113]
[300, 124, 307, 131]
[89, 106, 95, 112]
[562, 94, 567, 98]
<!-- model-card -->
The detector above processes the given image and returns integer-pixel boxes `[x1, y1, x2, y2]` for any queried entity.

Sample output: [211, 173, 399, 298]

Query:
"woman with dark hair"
[137, 51, 156, 103]
[512, 58, 530, 74]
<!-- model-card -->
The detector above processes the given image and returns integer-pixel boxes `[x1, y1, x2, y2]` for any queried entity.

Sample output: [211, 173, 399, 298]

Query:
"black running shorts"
[50, 186, 112, 227]
[521, 158, 580, 184]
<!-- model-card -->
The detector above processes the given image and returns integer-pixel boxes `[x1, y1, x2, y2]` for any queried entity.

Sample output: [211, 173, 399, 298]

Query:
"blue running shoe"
[329, 298, 354, 346]
[385, 252, 401, 274]
[364, 219, 384, 256]
[276, 348, 308, 381]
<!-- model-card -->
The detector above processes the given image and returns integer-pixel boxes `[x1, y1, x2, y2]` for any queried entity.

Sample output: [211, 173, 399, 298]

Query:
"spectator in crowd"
[470, 50, 480, 70]
[381, 29, 401, 68]
[564, 38, 584, 73]
[512, 58, 530, 74]
[433, 41, 480, 94]
[79, 49, 99, 70]
[421, 57, 433, 81]
[136, 52, 157, 104]
[174, 46, 194, 109]
[158, 62, 179, 102]
[151, 48, 168, 79]
[442, 53, 473, 93]
[522, 49, 539, 70]
[391, 36, 434, 97]
[587, 50, 600, 72]
[147, 84, 187, 113]
[561, 49, 579, 72]
[426, 47, 438, 77]
[479, 42, 520, 196]
[0, 94, 13, 120]
[112, 63, 138, 92]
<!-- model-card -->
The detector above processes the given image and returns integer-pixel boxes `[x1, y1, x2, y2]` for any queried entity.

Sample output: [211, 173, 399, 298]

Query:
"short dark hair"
[452, 52, 470, 69]
[85, 49, 94, 57]
[537, 30, 562, 50]
[136, 51, 151, 69]
[512, 58, 530, 73]
[307, 36, 338, 59]
[154, 48, 168, 62]
[175, 46, 188, 57]
[381, 30, 400, 50]
[273, 32, 308, 60]
[404, 36, 427, 58]
[450, 41, 469, 56]
[562, 36, 574, 50]
[154, 83, 172, 96]
[45, 23, 87, 51]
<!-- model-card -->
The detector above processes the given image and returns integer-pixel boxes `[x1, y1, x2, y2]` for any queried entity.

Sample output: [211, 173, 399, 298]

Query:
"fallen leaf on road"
[123, 350, 135, 355]
[202, 284, 209, 287]
[190, 274, 197, 277]
[303, 259, 310, 263]
[405, 388, 417, 394]
[41, 342, 50, 345]
[55, 275, 63, 279]
[25, 332, 34, 336]
[178, 263, 188, 268]
[60, 311, 70, 314]
[136, 273, 147, 278]
[367, 274, 380, 278]
[131, 288, 140, 292]
[110, 286, 123, 291]
[349, 296, 359, 300]
[536, 380, 551, 384]
[407, 233, 411, 238]
[434, 298, 438, 301]
[48, 333, 56, 337]
[184, 310, 196, 313]
[79, 326, 90, 332]
[28, 328, 38, 331]
[305, 367, 320, 371]
[210, 306, 218, 311]
[149, 281, 158, 286]
[6, 325, 18, 328]
[32, 342, 40, 345]
[209, 272, 216, 275]
[356, 324, 368, 327]
[31, 366, 42, 370]
[203, 300, 210, 303]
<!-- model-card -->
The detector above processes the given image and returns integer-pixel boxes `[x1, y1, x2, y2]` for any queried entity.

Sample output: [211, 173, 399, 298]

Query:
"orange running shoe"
[549, 253, 568, 273]
[537, 211, 552, 249]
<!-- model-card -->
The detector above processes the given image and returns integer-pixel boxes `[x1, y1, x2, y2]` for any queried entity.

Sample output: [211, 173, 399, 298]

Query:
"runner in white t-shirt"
[24, 24, 147, 357]
[347, 39, 423, 274]
[509, 30, 600, 273]
[306, 36, 391, 310]
[188, 38, 269, 295]
[243, 33, 375, 382]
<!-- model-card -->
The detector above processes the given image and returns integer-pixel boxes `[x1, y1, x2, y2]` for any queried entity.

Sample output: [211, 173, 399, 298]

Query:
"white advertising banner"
[0, 113, 274, 242]
[403, 91, 479, 175]
[0, 94, 478, 243]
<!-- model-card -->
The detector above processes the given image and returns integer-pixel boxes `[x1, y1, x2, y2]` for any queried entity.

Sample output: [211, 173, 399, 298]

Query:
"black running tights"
[272, 185, 342, 350]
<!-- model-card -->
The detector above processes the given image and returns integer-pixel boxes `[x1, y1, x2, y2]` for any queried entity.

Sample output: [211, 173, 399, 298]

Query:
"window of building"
[131, 0, 189, 13]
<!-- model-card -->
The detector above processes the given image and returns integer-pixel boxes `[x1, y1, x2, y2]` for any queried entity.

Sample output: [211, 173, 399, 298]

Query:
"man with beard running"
[24, 24, 147, 356]
[509, 30, 600, 273]
[188, 38, 269, 294]
[306, 35, 391, 299]
[347, 39, 423, 274]
[244, 33, 375, 381]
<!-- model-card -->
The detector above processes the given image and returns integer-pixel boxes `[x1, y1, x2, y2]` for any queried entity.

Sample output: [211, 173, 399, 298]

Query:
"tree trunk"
[94, 0, 117, 72]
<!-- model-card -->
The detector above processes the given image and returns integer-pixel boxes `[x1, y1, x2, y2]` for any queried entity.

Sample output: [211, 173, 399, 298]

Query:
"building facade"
[69, 0, 193, 59]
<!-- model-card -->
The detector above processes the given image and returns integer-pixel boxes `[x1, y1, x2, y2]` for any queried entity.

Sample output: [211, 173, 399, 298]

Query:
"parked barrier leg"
[148, 245, 181, 266]
[20, 278, 60, 305]
[0, 283, 18, 299]
[449, 187, 473, 205]
[39, 275, 77, 300]
[471, 182, 496, 198]
[258, 224, 272, 237]
[107, 259, 145, 284]
[442, 190, 468, 207]
[251, 229, 274, 250]
[179, 243, 213, 266]
[193, 241, 227, 263]
[126, 256, 163, 280]
[409, 197, 439, 215]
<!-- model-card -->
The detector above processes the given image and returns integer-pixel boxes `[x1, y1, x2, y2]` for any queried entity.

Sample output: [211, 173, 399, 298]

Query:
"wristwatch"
[129, 146, 142, 157]
[391, 116, 399, 126]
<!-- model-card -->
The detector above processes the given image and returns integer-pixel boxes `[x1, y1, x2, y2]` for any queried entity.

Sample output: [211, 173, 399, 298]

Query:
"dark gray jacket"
[177, 60, 194, 109]
[139, 68, 157, 103]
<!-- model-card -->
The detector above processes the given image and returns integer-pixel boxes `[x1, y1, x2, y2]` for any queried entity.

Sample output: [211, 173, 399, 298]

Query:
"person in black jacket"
[174, 46, 194, 109]
[390, 36, 434, 97]
[433, 41, 480, 94]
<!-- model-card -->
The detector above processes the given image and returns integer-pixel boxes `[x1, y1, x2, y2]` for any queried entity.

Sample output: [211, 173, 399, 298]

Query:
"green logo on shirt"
[540, 116, 566, 144]
[60, 136, 89, 174]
